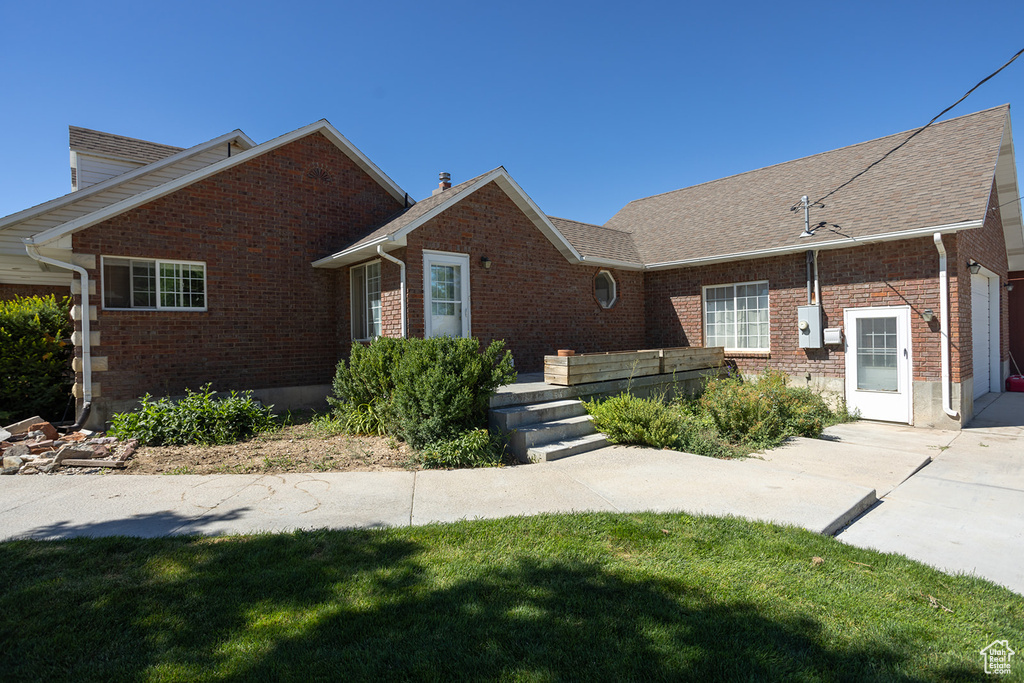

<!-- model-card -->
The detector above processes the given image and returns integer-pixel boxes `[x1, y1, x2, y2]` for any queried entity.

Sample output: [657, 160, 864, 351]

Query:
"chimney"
[432, 171, 452, 196]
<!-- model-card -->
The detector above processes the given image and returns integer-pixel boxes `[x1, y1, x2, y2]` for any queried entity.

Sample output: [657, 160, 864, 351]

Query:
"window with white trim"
[351, 260, 381, 340]
[703, 281, 769, 351]
[594, 270, 617, 308]
[102, 257, 206, 310]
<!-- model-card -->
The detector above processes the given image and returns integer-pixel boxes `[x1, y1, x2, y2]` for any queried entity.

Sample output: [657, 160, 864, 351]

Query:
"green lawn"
[2, 513, 1021, 681]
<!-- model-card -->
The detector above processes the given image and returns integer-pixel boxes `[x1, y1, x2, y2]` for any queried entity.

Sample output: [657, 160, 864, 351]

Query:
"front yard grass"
[2, 512, 1020, 681]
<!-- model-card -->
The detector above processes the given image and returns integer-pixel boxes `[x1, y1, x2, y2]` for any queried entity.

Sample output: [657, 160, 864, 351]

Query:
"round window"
[594, 270, 617, 309]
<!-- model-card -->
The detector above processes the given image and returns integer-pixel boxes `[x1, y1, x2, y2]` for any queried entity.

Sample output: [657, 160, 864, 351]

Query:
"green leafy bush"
[417, 428, 507, 469]
[0, 294, 73, 423]
[584, 370, 854, 459]
[394, 337, 516, 448]
[109, 384, 277, 446]
[584, 392, 684, 449]
[327, 337, 404, 435]
[329, 336, 517, 451]
[699, 369, 841, 449]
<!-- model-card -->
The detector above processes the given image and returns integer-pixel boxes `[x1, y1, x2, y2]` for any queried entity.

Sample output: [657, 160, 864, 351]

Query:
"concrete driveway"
[837, 392, 1024, 595]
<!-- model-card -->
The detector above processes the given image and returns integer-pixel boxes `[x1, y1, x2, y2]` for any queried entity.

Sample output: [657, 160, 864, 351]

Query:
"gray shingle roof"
[69, 126, 184, 164]
[606, 105, 1008, 264]
[548, 217, 641, 263]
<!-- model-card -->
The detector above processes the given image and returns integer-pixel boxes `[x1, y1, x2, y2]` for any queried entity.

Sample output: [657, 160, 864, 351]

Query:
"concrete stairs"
[490, 399, 608, 463]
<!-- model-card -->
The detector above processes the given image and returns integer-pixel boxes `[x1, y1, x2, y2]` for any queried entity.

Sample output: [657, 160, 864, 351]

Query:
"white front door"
[844, 306, 912, 423]
[423, 250, 470, 338]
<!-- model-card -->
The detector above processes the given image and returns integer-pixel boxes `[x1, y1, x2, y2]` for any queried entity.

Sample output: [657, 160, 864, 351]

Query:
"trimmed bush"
[417, 428, 507, 469]
[393, 337, 516, 449]
[328, 336, 517, 452]
[109, 384, 277, 446]
[0, 295, 73, 423]
[584, 392, 684, 450]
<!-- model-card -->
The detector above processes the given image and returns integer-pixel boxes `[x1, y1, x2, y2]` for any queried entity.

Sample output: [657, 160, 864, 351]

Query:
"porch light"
[922, 309, 935, 322]
[967, 260, 982, 274]
[480, 256, 492, 269]
[1006, 282, 1015, 292]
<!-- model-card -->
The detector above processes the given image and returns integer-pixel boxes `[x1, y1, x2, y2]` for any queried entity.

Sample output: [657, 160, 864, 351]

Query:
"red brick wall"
[342, 182, 646, 371]
[72, 132, 405, 402]
[948, 181, 1010, 383]
[644, 237, 951, 383]
[0, 283, 71, 301]
[1009, 270, 1024, 373]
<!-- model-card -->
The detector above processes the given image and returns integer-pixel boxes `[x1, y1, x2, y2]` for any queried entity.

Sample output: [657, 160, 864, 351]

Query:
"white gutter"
[377, 245, 407, 338]
[645, 220, 984, 270]
[933, 233, 960, 420]
[25, 245, 92, 405]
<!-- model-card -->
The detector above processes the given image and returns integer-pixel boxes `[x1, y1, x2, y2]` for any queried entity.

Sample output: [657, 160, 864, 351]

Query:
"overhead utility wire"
[793, 46, 1024, 212]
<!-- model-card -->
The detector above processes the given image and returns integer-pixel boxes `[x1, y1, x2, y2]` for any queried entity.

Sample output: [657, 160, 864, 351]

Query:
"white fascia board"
[311, 236, 397, 268]
[577, 255, 644, 270]
[644, 220, 984, 271]
[994, 111, 1024, 261]
[0, 130, 254, 232]
[491, 172, 584, 263]
[315, 121, 410, 206]
[26, 121, 411, 246]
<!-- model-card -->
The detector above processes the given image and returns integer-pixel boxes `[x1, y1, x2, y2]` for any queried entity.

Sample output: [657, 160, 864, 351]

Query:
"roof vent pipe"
[933, 233, 960, 421]
[432, 172, 451, 196]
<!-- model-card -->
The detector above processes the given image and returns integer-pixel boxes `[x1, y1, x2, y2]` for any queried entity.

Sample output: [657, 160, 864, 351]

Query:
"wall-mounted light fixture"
[967, 260, 982, 274]
[922, 309, 935, 322]
[1005, 281, 1015, 292]
[480, 256, 492, 269]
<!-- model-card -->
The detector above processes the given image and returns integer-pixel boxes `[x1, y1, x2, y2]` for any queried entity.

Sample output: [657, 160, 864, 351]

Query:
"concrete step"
[527, 433, 610, 463]
[508, 415, 597, 458]
[490, 399, 588, 431]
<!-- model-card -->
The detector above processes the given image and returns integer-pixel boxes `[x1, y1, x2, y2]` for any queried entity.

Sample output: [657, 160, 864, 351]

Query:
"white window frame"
[702, 280, 770, 352]
[100, 256, 207, 311]
[351, 259, 382, 341]
[594, 270, 618, 309]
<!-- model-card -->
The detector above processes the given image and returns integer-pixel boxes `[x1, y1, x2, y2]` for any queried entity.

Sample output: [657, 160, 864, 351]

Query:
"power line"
[792, 46, 1024, 212]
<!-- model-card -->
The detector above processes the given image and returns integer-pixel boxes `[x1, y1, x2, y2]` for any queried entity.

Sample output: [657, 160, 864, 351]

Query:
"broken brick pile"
[0, 415, 137, 475]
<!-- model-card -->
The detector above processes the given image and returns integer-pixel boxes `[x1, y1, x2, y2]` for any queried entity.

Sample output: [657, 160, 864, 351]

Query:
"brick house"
[0, 106, 1020, 429]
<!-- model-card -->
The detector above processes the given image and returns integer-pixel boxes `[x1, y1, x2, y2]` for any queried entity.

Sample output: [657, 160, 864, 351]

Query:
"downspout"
[933, 233, 960, 420]
[24, 244, 93, 423]
[376, 244, 407, 338]
[813, 250, 821, 305]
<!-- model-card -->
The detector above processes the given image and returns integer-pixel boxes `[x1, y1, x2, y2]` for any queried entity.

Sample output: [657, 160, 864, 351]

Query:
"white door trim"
[843, 305, 913, 424]
[423, 250, 471, 338]
[971, 266, 1002, 397]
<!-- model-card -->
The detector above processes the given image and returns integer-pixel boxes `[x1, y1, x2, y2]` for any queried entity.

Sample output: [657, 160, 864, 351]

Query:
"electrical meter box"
[797, 305, 823, 349]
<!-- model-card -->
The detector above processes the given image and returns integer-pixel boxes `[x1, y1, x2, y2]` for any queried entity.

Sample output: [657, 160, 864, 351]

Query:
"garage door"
[971, 272, 991, 400]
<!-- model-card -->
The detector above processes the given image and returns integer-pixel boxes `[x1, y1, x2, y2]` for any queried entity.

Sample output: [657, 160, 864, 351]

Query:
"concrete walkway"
[838, 392, 1024, 595]
[1, 421, 928, 541]
[1, 399, 1020, 595]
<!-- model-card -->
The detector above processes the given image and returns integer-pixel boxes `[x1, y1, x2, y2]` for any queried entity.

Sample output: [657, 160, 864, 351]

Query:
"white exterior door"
[844, 306, 912, 423]
[971, 271, 999, 399]
[423, 250, 470, 338]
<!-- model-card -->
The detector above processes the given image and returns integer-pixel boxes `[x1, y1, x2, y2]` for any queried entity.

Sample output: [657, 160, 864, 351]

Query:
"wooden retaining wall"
[543, 347, 724, 386]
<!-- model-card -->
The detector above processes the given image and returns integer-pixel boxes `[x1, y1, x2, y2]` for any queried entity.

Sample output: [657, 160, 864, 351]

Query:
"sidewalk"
[1, 421, 932, 541]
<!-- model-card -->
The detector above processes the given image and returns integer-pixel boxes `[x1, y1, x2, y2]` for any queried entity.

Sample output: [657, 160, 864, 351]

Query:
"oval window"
[594, 270, 617, 309]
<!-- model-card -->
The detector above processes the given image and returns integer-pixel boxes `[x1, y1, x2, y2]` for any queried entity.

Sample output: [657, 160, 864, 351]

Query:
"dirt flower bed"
[113, 421, 419, 475]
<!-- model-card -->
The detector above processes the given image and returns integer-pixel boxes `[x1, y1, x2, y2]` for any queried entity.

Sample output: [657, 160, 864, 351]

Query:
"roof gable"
[607, 105, 1014, 268]
[313, 168, 588, 268]
[23, 121, 410, 246]
[69, 126, 185, 165]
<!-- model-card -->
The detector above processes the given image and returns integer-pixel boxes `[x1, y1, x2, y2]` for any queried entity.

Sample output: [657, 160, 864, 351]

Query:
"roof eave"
[644, 220, 984, 270]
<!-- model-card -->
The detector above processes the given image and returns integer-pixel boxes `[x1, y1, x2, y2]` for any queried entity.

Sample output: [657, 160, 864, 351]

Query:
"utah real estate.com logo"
[981, 640, 1015, 675]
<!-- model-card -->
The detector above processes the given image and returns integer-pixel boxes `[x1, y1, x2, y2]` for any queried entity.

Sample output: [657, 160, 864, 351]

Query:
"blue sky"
[1, 1, 1022, 225]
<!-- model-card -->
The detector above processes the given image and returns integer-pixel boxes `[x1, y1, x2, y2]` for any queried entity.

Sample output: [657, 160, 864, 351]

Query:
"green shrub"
[0, 294, 73, 423]
[393, 337, 517, 448]
[584, 392, 684, 449]
[109, 384, 277, 446]
[327, 337, 405, 435]
[699, 369, 846, 449]
[417, 428, 507, 469]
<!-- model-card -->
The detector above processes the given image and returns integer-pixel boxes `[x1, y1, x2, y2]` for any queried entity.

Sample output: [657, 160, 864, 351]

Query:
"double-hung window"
[703, 281, 769, 351]
[351, 261, 381, 341]
[102, 257, 206, 310]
